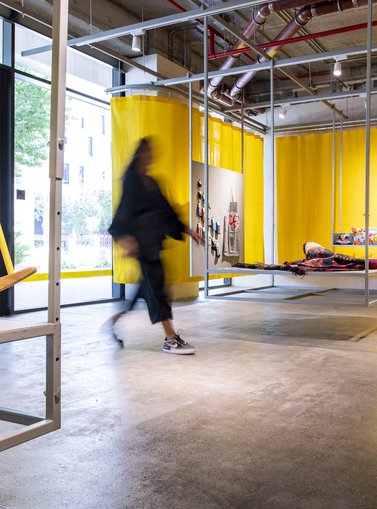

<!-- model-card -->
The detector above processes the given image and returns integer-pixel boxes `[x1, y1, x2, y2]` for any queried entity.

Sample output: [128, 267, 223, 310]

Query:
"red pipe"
[208, 20, 377, 60]
[210, 27, 215, 56]
[165, 0, 185, 11]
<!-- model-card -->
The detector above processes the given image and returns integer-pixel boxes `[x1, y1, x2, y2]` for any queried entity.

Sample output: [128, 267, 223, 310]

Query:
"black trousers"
[128, 257, 172, 324]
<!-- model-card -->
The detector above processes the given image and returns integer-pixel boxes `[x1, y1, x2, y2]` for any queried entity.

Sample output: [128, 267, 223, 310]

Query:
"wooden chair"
[0, 224, 36, 292]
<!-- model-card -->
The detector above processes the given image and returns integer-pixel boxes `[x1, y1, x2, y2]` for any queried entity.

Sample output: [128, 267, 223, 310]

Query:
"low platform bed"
[208, 267, 377, 278]
[205, 243, 377, 307]
[205, 273, 377, 307]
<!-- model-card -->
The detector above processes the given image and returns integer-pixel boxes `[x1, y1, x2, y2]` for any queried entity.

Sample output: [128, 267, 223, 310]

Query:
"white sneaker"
[163, 332, 195, 355]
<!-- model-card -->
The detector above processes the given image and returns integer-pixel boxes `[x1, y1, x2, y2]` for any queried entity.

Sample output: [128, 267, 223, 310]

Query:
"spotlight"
[279, 107, 287, 119]
[333, 60, 342, 77]
[132, 34, 142, 53]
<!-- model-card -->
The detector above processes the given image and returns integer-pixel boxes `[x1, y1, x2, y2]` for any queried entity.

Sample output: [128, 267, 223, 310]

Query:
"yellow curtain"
[111, 96, 264, 283]
[276, 128, 377, 262]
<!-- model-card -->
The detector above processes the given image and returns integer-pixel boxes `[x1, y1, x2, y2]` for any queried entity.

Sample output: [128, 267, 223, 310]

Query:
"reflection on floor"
[2, 298, 377, 508]
[15, 275, 113, 310]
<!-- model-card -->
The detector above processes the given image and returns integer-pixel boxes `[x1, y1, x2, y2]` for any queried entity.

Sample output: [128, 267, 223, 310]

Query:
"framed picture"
[333, 233, 354, 245]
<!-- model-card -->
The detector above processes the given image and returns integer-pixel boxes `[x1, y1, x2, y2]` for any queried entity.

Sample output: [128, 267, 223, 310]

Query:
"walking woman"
[108, 138, 201, 354]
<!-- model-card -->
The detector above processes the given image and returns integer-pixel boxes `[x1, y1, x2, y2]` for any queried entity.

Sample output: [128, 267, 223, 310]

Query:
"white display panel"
[191, 161, 244, 277]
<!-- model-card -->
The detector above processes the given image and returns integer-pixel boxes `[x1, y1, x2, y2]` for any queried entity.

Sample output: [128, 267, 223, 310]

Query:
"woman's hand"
[185, 228, 204, 245]
[117, 235, 140, 257]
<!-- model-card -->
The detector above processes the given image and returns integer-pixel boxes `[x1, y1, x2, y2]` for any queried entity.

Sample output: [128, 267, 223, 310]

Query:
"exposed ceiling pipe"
[230, 0, 377, 99]
[207, 0, 327, 96]
[209, 20, 377, 60]
[164, 0, 256, 65]
[165, 0, 231, 51]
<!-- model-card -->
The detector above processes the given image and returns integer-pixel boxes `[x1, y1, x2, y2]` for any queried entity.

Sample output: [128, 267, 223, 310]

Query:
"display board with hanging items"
[191, 161, 244, 277]
[195, 178, 222, 259]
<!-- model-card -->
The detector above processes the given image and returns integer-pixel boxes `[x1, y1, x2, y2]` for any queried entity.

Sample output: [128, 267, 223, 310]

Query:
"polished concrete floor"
[2, 297, 377, 509]
[14, 275, 113, 311]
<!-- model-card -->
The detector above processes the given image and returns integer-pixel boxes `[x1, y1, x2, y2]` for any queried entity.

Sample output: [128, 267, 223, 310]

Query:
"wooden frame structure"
[0, 0, 68, 452]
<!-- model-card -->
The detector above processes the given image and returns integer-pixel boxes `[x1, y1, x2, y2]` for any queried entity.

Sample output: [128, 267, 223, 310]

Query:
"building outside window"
[13, 24, 113, 309]
[63, 163, 70, 184]
[79, 165, 84, 184]
[88, 136, 93, 157]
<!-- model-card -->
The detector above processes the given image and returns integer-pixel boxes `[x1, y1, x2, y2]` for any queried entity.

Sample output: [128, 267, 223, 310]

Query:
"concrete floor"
[2, 297, 377, 509]
[14, 276, 113, 311]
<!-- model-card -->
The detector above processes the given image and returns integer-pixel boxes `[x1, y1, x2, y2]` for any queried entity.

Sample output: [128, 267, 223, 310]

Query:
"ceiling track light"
[131, 29, 145, 53]
[132, 34, 142, 53]
[333, 60, 342, 77]
[279, 107, 287, 119]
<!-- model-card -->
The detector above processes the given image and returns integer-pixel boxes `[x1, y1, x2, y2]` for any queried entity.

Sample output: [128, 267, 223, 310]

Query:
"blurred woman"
[108, 138, 201, 354]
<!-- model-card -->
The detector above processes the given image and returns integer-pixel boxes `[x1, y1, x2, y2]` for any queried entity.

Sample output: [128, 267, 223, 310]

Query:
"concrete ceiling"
[1, 0, 376, 129]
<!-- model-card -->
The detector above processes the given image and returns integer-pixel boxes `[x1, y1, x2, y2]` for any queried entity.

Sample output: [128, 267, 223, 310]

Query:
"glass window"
[15, 24, 113, 102]
[15, 25, 52, 79]
[63, 163, 70, 184]
[88, 136, 93, 157]
[15, 91, 113, 310]
[66, 49, 113, 102]
[14, 77, 51, 282]
[14, 23, 114, 310]
[61, 94, 112, 276]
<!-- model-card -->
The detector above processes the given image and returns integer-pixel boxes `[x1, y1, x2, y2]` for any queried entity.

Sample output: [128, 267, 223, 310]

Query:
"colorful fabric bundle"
[234, 242, 377, 276]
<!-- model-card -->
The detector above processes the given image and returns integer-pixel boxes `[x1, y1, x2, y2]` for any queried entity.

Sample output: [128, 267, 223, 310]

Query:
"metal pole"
[270, 59, 275, 262]
[241, 90, 245, 174]
[189, 78, 193, 276]
[364, 0, 373, 305]
[270, 59, 276, 287]
[46, 0, 68, 424]
[339, 116, 343, 231]
[331, 109, 336, 245]
[203, 16, 209, 298]
[104, 44, 377, 94]
[0, 23, 14, 315]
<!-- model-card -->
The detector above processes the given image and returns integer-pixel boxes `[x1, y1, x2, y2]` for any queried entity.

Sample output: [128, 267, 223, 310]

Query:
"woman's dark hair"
[125, 137, 151, 175]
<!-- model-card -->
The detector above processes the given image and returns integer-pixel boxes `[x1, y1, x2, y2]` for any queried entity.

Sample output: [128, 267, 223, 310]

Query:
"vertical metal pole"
[203, 16, 209, 298]
[241, 90, 244, 174]
[111, 65, 125, 299]
[0, 22, 14, 316]
[189, 78, 193, 276]
[270, 59, 275, 276]
[46, 0, 68, 424]
[331, 109, 336, 245]
[364, 0, 373, 305]
[0, 67, 14, 316]
[339, 116, 343, 231]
